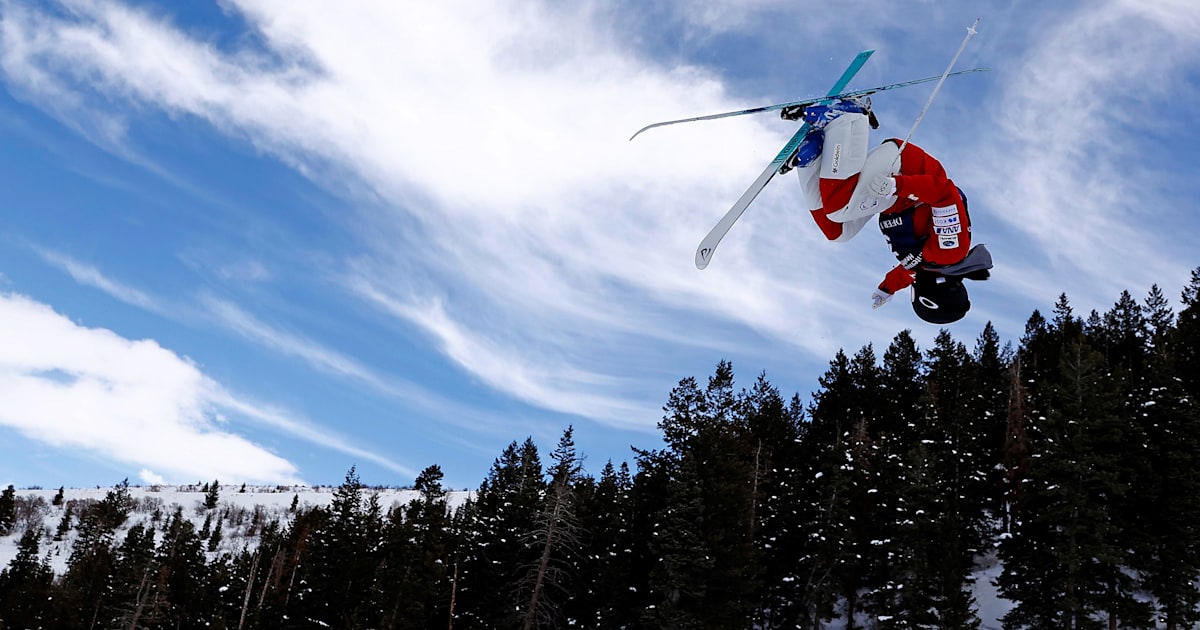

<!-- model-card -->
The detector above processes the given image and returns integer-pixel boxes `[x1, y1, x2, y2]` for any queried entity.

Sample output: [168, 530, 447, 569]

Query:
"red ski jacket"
[875, 141, 971, 294]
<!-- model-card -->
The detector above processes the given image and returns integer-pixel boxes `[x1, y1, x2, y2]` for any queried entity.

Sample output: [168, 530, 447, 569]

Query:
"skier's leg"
[826, 141, 902, 223]
[816, 112, 871, 216]
[805, 111, 869, 239]
[799, 158, 872, 242]
[797, 158, 844, 241]
[795, 156, 823, 211]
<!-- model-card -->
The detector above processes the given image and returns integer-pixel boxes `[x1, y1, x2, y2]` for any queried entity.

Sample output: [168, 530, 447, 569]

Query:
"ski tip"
[630, 121, 665, 141]
[695, 247, 714, 270]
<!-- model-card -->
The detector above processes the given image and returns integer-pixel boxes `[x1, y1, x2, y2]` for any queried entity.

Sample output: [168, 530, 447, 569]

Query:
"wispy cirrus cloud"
[963, 0, 1200, 308]
[0, 0, 810, 426]
[4, 0, 1198, 446]
[34, 247, 163, 313]
[348, 276, 652, 430]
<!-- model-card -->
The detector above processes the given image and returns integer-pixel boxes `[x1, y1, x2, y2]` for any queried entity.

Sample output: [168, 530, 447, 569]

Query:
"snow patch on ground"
[0, 485, 472, 575]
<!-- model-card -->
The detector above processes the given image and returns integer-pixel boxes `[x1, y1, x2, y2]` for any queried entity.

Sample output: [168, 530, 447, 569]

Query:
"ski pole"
[892, 18, 980, 169]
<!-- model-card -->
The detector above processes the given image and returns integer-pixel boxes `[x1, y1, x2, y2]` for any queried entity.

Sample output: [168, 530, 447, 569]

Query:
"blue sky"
[1, 0, 1197, 489]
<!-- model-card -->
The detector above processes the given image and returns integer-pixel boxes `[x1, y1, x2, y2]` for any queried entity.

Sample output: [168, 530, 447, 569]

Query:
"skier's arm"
[876, 198, 971, 295]
[891, 143, 960, 207]
[878, 260, 919, 295]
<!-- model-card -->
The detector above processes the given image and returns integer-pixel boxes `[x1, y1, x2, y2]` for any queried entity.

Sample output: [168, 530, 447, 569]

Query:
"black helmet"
[911, 271, 970, 324]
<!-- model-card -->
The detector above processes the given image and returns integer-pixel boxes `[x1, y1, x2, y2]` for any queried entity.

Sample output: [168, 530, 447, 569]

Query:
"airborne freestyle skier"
[634, 20, 989, 322]
[782, 98, 993, 324]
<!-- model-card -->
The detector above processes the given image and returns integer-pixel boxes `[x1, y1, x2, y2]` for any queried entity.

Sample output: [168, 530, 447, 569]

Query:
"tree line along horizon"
[2, 268, 1200, 629]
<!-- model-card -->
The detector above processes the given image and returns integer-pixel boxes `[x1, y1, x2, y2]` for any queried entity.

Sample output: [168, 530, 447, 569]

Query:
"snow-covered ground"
[0, 484, 472, 575]
[972, 551, 1014, 630]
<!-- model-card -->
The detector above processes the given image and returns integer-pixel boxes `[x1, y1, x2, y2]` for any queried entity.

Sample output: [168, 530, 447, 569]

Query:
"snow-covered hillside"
[3, 485, 1021, 628]
[0, 484, 472, 576]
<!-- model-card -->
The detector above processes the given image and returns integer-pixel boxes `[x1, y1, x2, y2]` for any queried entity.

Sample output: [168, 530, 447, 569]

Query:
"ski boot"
[779, 96, 877, 174]
[780, 128, 824, 174]
[780, 96, 878, 129]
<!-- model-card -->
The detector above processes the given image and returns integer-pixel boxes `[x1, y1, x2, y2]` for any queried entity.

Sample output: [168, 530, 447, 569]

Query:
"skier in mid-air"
[781, 98, 992, 324]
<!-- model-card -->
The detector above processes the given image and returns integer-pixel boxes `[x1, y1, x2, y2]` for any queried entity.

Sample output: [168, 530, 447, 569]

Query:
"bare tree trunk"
[126, 568, 153, 630]
[448, 561, 459, 630]
[238, 550, 260, 630]
[256, 548, 282, 613]
[523, 487, 565, 630]
[749, 440, 762, 536]
[284, 564, 299, 609]
[1002, 359, 1030, 532]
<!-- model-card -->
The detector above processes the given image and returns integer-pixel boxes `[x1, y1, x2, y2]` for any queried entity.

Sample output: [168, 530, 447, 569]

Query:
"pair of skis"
[632, 27, 983, 270]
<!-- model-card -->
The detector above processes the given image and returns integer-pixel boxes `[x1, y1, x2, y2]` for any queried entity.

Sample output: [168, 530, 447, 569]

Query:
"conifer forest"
[3, 269, 1200, 629]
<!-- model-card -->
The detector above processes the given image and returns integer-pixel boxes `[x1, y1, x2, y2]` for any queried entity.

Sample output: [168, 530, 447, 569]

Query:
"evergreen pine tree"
[293, 466, 384, 628]
[199, 512, 213, 540]
[454, 439, 546, 628]
[865, 331, 933, 625]
[634, 362, 766, 627]
[0, 526, 55, 629]
[1177, 267, 1200, 398]
[59, 479, 135, 628]
[204, 479, 221, 510]
[152, 506, 211, 627]
[901, 330, 984, 628]
[999, 316, 1152, 629]
[1133, 277, 1200, 629]
[103, 522, 158, 629]
[880, 330, 925, 434]
[1001, 358, 1032, 532]
[570, 459, 638, 628]
[374, 464, 453, 629]
[1019, 308, 1053, 386]
[1096, 290, 1150, 388]
[741, 375, 809, 628]
[209, 520, 223, 552]
[799, 349, 862, 627]
[54, 503, 73, 541]
[1135, 365, 1200, 629]
[836, 345, 890, 626]
[0, 485, 14, 535]
[248, 506, 328, 626]
[641, 450, 712, 629]
[1144, 284, 1174, 357]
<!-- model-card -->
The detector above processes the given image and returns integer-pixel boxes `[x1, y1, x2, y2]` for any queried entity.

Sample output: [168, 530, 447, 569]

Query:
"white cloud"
[138, 468, 166, 485]
[0, 292, 301, 483]
[31, 235, 526, 445]
[0, 286, 418, 481]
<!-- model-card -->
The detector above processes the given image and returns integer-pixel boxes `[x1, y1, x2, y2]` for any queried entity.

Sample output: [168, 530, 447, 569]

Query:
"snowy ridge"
[0, 485, 472, 575]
